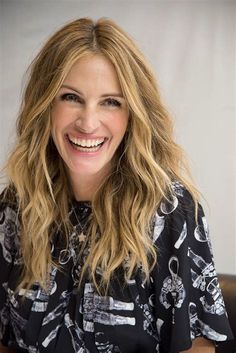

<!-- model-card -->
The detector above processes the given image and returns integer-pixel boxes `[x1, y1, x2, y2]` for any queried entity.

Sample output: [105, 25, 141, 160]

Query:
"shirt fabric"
[0, 182, 234, 353]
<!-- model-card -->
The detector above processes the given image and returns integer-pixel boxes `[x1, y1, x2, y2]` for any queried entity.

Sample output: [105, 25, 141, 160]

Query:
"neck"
[68, 169, 109, 202]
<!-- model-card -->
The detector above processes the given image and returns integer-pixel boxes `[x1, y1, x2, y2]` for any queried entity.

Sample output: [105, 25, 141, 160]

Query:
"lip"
[65, 134, 110, 156]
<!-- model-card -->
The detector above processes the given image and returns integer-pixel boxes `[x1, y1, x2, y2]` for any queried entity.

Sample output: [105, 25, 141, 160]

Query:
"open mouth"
[67, 135, 108, 152]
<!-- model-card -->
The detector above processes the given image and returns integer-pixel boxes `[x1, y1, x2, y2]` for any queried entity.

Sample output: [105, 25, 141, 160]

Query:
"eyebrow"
[61, 84, 124, 98]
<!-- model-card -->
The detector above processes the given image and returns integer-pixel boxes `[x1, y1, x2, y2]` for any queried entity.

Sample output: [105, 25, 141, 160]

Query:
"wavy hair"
[3, 17, 199, 293]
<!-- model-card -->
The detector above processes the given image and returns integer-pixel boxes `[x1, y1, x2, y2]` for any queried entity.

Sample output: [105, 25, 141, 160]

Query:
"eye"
[103, 98, 121, 107]
[60, 93, 82, 103]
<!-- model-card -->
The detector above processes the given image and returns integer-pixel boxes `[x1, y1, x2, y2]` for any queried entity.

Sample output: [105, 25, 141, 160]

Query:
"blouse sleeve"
[151, 182, 234, 353]
[0, 189, 19, 345]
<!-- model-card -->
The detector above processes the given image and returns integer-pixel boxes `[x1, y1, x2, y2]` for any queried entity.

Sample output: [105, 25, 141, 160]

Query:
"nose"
[75, 105, 101, 133]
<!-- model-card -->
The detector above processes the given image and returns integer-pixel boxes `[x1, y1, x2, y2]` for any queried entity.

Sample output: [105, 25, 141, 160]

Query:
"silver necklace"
[71, 202, 91, 243]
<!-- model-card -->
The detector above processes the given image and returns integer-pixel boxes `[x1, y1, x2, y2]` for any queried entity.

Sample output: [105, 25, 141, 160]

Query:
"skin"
[51, 53, 129, 201]
[182, 337, 215, 352]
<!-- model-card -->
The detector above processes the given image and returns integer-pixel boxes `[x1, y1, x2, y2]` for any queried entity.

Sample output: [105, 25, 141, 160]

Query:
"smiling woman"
[0, 17, 234, 353]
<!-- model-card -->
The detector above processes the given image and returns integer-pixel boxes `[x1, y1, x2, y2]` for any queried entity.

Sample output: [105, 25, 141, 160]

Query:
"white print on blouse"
[95, 331, 121, 353]
[135, 293, 158, 341]
[159, 256, 186, 324]
[40, 292, 74, 348]
[19, 340, 37, 353]
[199, 277, 226, 316]
[160, 195, 178, 215]
[174, 221, 187, 249]
[123, 279, 160, 350]
[2, 285, 36, 353]
[152, 213, 165, 243]
[17, 268, 58, 312]
[64, 313, 88, 353]
[0, 287, 30, 352]
[188, 247, 216, 291]
[1, 285, 35, 353]
[18, 287, 38, 300]
[59, 246, 76, 265]
[159, 178, 185, 215]
[42, 294, 70, 326]
[27, 266, 57, 313]
[0, 206, 17, 263]
[82, 282, 135, 333]
[188, 302, 227, 341]
[129, 278, 161, 342]
[155, 318, 164, 353]
[188, 247, 226, 316]
[194, 216, 213, 256]
[156, 318, 164, 337]
[42, 310, 86, 350]
[171, 181, 185, 197]
[3, 284, 18, 309]
[152, 181, 185, 244]
[42, 323, 62, 348]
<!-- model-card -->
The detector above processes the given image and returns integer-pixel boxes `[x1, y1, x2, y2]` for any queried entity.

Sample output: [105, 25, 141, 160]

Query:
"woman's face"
[51, 54, 129, 182]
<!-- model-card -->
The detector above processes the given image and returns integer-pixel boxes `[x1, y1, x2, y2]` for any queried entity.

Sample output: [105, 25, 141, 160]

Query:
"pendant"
[78, 232, 86, 242]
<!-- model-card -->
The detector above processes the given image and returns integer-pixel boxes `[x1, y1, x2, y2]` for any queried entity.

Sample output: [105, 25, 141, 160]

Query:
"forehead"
[63, 54, 122, 93]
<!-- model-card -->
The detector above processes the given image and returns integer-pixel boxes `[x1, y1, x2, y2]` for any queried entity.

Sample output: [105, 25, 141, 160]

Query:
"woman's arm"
[182, 337, 215, 353]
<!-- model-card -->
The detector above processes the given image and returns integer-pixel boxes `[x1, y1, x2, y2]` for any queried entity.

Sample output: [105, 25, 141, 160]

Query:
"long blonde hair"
[3, 17, 199, 293]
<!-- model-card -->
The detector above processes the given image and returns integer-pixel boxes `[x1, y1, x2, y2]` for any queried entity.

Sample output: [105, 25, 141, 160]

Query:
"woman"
[0, 18, 233, 353]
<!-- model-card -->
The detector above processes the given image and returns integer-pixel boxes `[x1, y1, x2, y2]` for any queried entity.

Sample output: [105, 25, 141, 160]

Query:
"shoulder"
[160, 180, 201, 228]
[160, 180, 196, 215]
[152, 180, 204, 247]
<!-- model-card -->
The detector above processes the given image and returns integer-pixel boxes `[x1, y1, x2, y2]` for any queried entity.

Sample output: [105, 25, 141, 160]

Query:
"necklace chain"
[71, 203, 91, 243]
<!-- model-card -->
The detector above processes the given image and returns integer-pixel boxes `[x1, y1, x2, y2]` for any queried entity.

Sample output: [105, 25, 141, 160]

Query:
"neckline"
[71, 198, 92, 209]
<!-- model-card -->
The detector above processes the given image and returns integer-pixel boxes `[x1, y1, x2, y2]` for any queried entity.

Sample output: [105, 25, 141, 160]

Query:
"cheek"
[108, 113, 129, 138]
[51, 105, 71, 134]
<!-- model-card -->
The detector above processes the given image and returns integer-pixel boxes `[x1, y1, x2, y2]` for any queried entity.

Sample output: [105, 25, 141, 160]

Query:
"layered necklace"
[70, 201, 92, 243]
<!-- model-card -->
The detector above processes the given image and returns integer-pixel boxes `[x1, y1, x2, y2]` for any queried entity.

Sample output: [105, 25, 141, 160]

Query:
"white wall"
[0, 0, 235, 274]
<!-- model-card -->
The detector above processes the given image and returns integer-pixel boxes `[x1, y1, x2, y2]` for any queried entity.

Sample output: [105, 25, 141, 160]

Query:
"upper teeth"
[69, 136, 105, 147]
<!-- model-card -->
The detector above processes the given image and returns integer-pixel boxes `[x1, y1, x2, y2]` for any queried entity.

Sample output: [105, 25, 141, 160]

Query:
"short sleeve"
[0, 189, 19, 345]
[151, 182, 234, 353]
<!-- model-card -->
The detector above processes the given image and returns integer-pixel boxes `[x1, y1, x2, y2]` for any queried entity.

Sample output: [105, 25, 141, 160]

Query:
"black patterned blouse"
[0, 182, 234, 353]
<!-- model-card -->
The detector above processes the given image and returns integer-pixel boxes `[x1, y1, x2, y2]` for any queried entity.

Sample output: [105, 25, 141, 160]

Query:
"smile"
[67, 135, 108, 152]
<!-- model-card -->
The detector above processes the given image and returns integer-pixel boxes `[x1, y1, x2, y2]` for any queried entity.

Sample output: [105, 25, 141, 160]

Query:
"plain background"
[0, 0, 235, 274]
